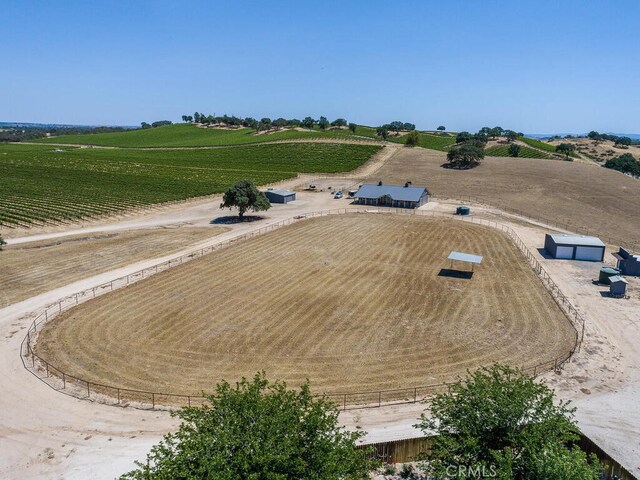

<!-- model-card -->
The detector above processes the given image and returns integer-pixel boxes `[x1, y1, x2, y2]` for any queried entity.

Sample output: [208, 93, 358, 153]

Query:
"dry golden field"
[35, 214, 575, 398]
[1, 227, 225, 308]
[370, 149, 640, 245]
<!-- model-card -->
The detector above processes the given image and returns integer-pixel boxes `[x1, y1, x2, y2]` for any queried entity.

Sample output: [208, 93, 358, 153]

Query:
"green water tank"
[456, 206, 471, 216]
[599, 267, 621, 284]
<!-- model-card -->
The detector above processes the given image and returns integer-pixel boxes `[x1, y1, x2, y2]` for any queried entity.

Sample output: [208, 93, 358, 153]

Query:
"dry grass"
[370, 149, 640, 245]
[35, 214, 574, 398]
[1, 227, 226, 308]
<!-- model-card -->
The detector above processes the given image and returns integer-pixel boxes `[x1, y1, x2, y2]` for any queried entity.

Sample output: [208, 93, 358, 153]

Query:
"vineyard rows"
[0, 143, 380, 227]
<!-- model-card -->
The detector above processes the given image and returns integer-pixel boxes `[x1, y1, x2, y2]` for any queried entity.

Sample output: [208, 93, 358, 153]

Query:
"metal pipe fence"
[21, 206, 586, 411]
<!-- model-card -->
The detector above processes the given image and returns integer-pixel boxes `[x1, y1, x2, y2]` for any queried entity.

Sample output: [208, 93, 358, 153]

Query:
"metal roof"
[448, 251, 483, 264]
[353, 184, 427, 202]
[548, 234, 605, 247]
[609, 275, 628, 284]
[264, 189, 295, 197]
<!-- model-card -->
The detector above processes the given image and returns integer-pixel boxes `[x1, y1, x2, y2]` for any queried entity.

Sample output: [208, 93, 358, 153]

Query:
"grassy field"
[519, 136, 558, 153]
[34, 123, 380, 148]
[387, 132, 456, 151]
[485, 144, 552, 159]
[35, 214, 574, 399]
[0, 143, 380, 226]
[0, 227, 225, 308]
[33, 123, 459, 151]
[370, 148, 640, 245]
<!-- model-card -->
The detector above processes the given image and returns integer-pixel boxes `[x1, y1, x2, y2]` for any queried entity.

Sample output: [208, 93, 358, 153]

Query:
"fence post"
[152, 393, 155, 409]
[87, 381, 90, 397]
[62, 373, 66, 389]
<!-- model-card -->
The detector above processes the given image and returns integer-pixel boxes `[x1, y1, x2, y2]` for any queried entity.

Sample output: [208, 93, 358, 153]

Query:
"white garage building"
[544, 234, 605, 261]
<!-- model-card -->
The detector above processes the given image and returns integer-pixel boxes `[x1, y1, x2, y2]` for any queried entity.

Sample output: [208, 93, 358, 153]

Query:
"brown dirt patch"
[369, 149, 640, 246]
[1, 227, 226, 307]
[35, 214, 574, 398]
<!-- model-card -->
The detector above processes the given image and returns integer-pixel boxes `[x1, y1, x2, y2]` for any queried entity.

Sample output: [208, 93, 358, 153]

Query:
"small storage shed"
[609, 275, 628, 297]
[264, 188, 296, 204]
[544, 234, 605, 261]
[612, 247, 640, 276]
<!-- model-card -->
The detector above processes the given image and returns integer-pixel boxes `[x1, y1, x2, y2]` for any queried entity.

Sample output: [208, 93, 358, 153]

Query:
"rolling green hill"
[34, 123, 380, 148]
[0, 143, 380, 227]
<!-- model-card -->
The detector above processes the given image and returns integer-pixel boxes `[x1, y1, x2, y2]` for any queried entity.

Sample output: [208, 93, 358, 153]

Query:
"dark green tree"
[614, 136, 632, 147]
[389, 121, 404, 132]
[446, 144, 485, 169]
[505, 130, 519, 142]
[416, 364, 600, 480]
[555, 143, 575, 159]
[121, 373, 375, 479]
[220, 180, 271, 219]
[318, 116, 330, 130]
[140, 122, 151, 129]
[376, 126, 389, 140]
[331, 118, 348, 127]
[405, 130, 420, 147]
[273, 118, 287, 130]
[604, 153, 640, 175]
[348, 122, 357, 133]
[260, 118, 272, 129]
[243, 117, 258, 129]
[437, 125, 446, 133]
[456, 131, 473, 144]
[508, 143, 521, 157]
[301, 116, 316, 130]
[287, 118, 301, 127]
[403, 122, 416, 131]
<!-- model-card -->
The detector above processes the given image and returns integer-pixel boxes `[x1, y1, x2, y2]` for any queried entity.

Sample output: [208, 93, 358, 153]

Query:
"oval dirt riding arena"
[35, 214, 576, 402]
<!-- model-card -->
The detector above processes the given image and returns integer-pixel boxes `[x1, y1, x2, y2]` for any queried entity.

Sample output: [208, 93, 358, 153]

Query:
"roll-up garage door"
[575, 246, 603, 261]
[555, 246, 574, 259]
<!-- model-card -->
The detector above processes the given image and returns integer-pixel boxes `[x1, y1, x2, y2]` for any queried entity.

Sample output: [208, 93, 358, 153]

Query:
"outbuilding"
[609, 275, 628, 297]
[353, 182, 428, 209]
[612, 247, 640, 276]
[544, 234, 605, 261]
[264, 188, 296, 204]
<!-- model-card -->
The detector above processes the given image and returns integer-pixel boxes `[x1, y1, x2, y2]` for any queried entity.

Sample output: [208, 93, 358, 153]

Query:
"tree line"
[587, 130, 634, 147]
[183, 112, 357, 133]
[0, 125, 130, 142]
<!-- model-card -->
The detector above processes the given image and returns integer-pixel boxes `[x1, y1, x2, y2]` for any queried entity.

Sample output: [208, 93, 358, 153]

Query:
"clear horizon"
[2, 1, 639, 133]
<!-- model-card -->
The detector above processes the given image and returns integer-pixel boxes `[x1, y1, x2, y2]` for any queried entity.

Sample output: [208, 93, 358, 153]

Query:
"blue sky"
[2, 1, 639, 133]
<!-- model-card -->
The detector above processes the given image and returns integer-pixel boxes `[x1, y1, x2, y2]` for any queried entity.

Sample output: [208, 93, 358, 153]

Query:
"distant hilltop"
[527, 132, 640, 141]
[0, 121, 136, 129]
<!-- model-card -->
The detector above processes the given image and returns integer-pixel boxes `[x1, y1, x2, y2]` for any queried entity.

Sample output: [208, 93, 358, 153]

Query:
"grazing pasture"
[35, 214, 574, 398]
[0, 143, 380, 226]
[370, 148, 640, 245]
[0, 227, 225, 308]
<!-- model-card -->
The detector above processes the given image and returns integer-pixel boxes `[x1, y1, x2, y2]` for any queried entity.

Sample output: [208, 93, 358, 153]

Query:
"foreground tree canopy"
[220, 179, 271, 219]
[121, 373, 374, 480]
[416, 364, 600, 480]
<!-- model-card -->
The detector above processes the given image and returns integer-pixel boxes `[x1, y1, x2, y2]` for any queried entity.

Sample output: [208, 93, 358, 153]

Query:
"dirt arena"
[369, 148, 640, 246]
[0, 227, 225, 308]
[35, 214, 576, 397]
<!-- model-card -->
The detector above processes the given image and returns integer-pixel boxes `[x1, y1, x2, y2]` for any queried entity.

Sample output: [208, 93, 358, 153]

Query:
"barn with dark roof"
[353, 183, 428, 209]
